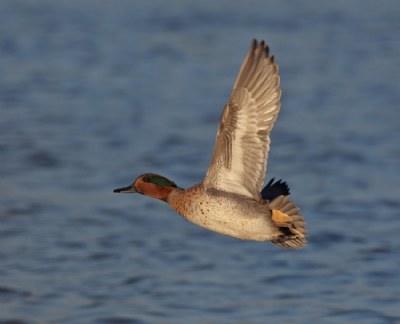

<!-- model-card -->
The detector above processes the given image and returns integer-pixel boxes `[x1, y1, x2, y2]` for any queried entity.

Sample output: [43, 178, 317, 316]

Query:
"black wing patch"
[261, 178, 290, 201]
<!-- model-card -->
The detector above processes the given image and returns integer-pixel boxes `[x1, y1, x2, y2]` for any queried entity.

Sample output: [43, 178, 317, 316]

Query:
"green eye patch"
[149, 175, 176, 187]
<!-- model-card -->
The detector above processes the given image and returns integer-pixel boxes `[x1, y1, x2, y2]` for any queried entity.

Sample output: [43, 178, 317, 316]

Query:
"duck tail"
[268, 195, 307, 248]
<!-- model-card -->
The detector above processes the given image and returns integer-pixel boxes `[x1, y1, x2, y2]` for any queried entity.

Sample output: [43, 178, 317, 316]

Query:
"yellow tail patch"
[271, 209, 292, 225]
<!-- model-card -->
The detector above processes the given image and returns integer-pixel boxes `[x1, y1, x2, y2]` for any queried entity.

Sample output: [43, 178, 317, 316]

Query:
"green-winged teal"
[114, 40, 307, 248]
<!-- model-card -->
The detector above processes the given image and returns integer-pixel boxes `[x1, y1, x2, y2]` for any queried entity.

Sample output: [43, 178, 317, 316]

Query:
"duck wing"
[203, 40, 281, 200]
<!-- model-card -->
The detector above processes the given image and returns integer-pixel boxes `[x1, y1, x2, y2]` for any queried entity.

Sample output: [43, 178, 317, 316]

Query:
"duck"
[114, 40, 307, 248]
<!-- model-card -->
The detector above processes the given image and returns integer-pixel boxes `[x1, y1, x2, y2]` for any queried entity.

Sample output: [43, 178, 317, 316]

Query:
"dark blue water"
[1, 1, 399, 323]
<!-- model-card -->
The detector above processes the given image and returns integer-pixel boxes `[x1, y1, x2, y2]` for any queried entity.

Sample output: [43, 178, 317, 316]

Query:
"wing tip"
[250, 39, 272, 61]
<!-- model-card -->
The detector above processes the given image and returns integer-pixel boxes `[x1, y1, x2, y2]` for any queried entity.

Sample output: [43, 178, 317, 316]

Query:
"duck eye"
[142, 177, 150, 183]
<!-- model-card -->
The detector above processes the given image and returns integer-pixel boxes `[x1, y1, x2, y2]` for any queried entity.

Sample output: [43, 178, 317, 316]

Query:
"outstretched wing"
[202, 40, 281, 200]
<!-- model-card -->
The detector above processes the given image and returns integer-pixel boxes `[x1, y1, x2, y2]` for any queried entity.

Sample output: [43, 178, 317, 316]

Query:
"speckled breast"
[167, 184, 277, 241]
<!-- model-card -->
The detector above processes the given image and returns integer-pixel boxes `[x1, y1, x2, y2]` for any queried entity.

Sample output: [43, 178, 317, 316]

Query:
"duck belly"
[169, 188, 278, 241]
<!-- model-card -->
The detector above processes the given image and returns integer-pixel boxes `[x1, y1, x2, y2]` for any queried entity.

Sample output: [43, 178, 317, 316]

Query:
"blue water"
[1, 1, 400, 323]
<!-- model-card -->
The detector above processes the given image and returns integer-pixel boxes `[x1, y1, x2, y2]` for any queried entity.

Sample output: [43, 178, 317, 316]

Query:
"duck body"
[168, 184, 278, 241]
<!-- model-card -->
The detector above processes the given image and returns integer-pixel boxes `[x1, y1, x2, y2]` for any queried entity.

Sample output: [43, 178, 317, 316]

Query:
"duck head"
[113, 173, 178, 201]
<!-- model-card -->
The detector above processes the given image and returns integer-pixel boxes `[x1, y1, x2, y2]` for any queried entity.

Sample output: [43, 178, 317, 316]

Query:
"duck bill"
[113, 185, 137, 193]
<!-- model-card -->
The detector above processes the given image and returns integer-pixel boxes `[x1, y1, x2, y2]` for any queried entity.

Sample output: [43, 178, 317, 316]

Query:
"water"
[1, 1, 400, 323]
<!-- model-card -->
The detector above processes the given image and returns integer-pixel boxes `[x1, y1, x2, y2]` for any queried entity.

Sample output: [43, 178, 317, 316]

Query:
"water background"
[1, 1, 400, 323]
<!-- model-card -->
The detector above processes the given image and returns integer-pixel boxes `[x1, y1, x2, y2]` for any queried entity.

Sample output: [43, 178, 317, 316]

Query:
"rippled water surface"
[1, 1, 400, 323]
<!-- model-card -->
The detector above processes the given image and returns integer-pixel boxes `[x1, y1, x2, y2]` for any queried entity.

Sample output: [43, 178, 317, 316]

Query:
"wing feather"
[203, 40, 281, 199]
